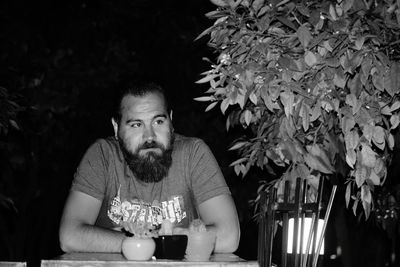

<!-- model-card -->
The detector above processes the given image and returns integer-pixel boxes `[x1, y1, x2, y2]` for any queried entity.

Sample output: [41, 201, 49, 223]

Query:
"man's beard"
[119, 136, 174, 183]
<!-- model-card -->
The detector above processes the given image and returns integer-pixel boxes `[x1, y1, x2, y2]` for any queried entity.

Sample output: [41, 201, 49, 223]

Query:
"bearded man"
[59, 82, 240, 254]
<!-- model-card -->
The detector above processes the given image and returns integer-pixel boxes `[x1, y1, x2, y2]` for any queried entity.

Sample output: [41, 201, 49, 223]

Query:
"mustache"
[139, 141, 164, 150]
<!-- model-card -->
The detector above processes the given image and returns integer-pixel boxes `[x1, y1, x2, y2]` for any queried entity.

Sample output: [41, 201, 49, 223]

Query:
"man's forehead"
[120, 93, 168, 117]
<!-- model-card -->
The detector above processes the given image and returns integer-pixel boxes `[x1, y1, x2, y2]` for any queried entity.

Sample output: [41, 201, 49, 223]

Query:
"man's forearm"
[60, 224, 126, 253]
[206, 224, 240, 253]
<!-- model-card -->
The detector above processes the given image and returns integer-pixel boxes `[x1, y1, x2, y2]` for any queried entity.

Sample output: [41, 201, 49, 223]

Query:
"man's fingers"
[172, 227, 189, 235]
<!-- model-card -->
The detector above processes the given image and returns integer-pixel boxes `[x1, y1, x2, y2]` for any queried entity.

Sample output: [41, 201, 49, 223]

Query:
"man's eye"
[130, 122, 141, 128]
[154, 119, 165, 125]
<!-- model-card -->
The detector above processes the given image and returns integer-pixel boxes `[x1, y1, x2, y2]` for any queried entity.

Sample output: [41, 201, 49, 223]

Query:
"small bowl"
[154, 235, 188, 260]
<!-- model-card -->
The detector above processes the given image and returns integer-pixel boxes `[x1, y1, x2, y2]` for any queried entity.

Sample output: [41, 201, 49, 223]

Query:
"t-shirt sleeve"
[70, 140, 108, 200]
[189, 139, 231, 205]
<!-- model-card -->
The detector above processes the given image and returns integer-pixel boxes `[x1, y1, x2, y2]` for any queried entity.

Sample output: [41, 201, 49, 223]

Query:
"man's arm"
[198, 194, 240, 253]
[59, 191, 126, 253]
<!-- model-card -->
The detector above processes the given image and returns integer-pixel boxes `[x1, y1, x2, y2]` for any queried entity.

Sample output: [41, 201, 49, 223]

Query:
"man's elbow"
[59, 227, 78, 253]
[223, 235, 240, 253]
[216, 228, 240, 253]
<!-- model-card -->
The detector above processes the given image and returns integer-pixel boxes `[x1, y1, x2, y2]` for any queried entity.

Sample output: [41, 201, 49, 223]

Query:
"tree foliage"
[196, 0, 400, 218]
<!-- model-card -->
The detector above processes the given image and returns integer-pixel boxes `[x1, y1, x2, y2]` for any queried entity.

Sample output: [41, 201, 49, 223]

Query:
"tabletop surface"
[40, 252, 259, 267]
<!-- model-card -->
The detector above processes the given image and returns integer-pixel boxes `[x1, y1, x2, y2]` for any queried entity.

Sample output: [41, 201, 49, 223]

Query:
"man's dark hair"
[112, 81, 170, 123]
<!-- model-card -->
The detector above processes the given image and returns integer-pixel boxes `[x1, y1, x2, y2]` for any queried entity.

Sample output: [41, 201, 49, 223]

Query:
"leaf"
[307, 144, 333, 169]
[360, 144, 376, 168]
[387, 133, 395, 150]
[342, 0, 354, 12]
[310, 104, 321, 122]
[321, 100, 334, 112]
[215, 87, 226, 95]
[368, 170, 380, 186]
[361, 185, 372, 218]
[329, 4, 338, 20]
[344, 130, 359, 150]
[194, 96, 215, 102]
[354, 36, 365, 50]
[205, 101, 219, 112]
[304, 154, 332, 174]
[235, 92, 246, 109]
[228, 0, 243, 9]
[304, 51, 318, 66]
[362, 125, 374, 142]
[345, 94, 361, 114]
[345, 149, 356, 168]
[374, 158, 384, 175]
[299, 103, 310, 131]
[249, 92, 257, 105]
[384, 62, 400, 96]
[325, 57, 340, 67]
[372, 126, 385, 145]
[355, 167, 367, 188]
[195, 74, 218, 84]
[252, 0, 264, 12]
[283, 117, 296, 139]
[278, 56, 294, 70]
[340, 54, 351, 73]
[277, 16, 297, 31]
[205, 10, 223, 18]
[333, 69, 346, 88]
[243, 110, 252, 126]
[390, 115, 400, 129]
[234, 164, 241, 176]
[230, 157, 248, 167]
[372, 73, 384, 92]
[390, 62, 400, 94]
[229, 141, 247, 151]
[9, 119, 20, 130]
[390, 101, 400, 112]
[352, 198, 359, 216]
[361, 56, 372, 77]
[345, 182, 351, 208]
[195, 26, 215, 41]
[209, 0, 230, 7]
[345, 93, 357, 107]
[296, 25, 312, 48]
[280, 91, 294, 117]
[381, 105, 392, 116]
[335, 3, 343, 16]
[323, 40, 333, 52]
[220, 97, 230, 114]
[258, 5, 270, 17]
[341, 116, 355, 133]
[348, 73, 362, 97]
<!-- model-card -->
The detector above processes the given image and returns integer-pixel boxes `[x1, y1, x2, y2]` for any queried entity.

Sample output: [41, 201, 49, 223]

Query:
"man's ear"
[169, 110, 173, 121]
[111, 118, 118, 139]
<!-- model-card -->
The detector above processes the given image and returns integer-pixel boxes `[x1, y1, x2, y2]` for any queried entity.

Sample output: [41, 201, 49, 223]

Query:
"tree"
[196, 0, 400, 219]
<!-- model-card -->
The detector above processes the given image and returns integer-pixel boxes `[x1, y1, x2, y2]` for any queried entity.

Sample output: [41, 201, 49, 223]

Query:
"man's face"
[112, 92, 174, 182]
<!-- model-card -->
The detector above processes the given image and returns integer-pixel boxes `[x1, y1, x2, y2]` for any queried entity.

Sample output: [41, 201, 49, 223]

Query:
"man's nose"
[143, 126, 156, 141]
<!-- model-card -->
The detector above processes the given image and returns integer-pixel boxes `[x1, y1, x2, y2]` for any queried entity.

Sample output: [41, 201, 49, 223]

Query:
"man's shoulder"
[173, 134, 212, 159]
[91, 136, 118, 149]
[86, 137, 120, 157]
[174, 134, 205, 149]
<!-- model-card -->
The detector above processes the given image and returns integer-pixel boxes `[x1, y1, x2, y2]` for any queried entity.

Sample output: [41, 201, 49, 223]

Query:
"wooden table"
[40, 252, 259, 267]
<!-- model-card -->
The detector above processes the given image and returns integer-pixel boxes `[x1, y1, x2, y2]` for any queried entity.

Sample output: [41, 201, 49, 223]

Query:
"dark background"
[0, 1, 398, 266]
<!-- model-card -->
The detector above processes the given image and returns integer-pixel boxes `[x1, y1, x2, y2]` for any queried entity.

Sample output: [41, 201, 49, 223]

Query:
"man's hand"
[172, 227, 189, 235]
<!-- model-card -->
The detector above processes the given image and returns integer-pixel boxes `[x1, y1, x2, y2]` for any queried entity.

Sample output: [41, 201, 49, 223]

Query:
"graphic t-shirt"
[71, 134, 230, 230]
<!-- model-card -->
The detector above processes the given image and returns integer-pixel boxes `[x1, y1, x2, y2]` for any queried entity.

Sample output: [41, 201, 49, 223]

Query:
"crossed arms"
[59, 191, 240, 253]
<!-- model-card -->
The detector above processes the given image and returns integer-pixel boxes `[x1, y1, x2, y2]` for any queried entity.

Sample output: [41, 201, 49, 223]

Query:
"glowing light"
[287, 218, 324, 255]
